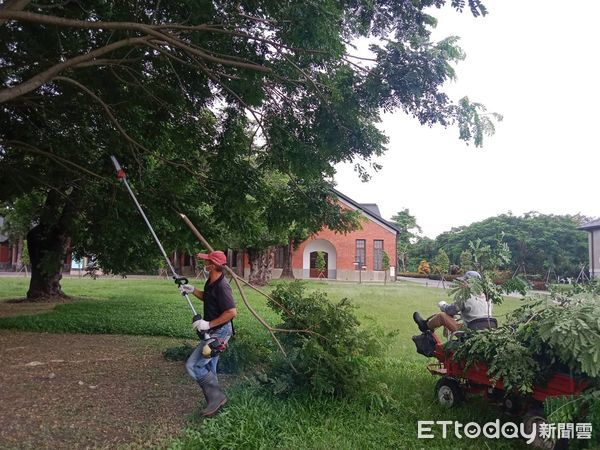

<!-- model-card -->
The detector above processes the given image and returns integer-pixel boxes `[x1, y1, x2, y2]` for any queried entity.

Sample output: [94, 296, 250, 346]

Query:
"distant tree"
[382, 250, 391, 284]
[434, 213, 589, 277]
[315, 251, 326, 278]
[408, 237, 437, 271]
[418, 259, 431, 275]
[434, 249, 450, 275]
[391, 208, 421, 271]
[459, 250, 473, 273]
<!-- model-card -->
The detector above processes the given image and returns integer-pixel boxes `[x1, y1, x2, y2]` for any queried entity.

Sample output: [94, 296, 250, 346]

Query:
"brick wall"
[240, 199, 398, 281]
[0, 242, 11, 269]
[293, 219, 396, 271]
[290, 195, 398, 284]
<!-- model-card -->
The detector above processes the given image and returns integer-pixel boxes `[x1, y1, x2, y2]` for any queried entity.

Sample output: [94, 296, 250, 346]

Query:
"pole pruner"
[110, 155, 209, 341]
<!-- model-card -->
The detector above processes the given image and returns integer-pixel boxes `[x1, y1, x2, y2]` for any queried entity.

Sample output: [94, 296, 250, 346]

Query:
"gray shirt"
[441, 294, 493, 324]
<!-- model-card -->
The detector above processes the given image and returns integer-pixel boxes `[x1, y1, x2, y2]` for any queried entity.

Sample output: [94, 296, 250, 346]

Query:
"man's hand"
[192, 318, 211, 331]
[180, 284, 195, 294]
[438, 300, 448, 310]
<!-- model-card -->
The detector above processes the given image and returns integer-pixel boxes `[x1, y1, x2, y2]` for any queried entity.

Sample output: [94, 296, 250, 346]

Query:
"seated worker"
[413, 271, 496, 334]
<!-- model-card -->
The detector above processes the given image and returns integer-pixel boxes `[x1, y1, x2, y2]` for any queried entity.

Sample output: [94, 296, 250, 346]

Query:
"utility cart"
[416, 324, 588, 449]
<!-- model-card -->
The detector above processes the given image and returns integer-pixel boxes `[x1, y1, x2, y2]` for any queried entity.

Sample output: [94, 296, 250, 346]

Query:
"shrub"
[315, 251, 326, 277]
[433, 249, 450, 274]
[219, 328, 272, 373]
[417, 259, 430, 275]
[396, 272, 428, 278]
[531, 280, 547, 291]
[491, 270, 512, 285]
[264, 281, 392, 397]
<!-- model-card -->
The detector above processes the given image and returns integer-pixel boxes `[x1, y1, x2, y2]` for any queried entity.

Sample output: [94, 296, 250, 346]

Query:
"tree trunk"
[15, 238, 24, 270]
[26, 189, 77, 300]
[280, 239, 295, 279]
[248, 247, 274, 286]
[26, 222, 70, 299]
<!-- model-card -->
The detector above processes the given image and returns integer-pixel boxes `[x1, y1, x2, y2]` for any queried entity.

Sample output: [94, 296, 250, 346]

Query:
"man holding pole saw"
[110, 155, 234, 417]
[181, 250, 236, 417]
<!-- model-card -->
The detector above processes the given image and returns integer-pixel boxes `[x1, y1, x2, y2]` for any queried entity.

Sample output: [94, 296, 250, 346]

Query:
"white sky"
[334, 0, 599, 238]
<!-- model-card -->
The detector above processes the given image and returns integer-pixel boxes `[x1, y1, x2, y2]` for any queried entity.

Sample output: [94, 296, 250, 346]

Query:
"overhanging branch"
[52, 76, 201, 178]
[0, 0, 32, 25]
[0, 10, 271, 92]
[0, 36, 151, 103]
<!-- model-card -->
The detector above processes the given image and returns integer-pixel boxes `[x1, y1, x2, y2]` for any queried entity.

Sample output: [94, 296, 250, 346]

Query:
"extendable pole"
[110, 155, 198, 316]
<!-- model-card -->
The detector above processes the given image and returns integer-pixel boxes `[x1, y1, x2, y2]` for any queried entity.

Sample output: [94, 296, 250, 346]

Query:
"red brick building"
[0, 217, 10, 270]
[270, 190, 399, 281]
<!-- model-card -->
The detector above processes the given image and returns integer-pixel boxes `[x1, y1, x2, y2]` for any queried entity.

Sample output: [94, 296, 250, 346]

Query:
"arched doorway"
[302, 239, 337, 279]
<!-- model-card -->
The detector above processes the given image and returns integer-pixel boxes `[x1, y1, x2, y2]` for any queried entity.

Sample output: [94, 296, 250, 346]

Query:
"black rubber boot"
[413, 312, 429, 333]
[197, 371, 227, 417]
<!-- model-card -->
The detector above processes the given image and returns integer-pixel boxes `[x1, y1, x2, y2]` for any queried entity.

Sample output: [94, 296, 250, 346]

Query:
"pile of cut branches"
[451, 282, 600, 448]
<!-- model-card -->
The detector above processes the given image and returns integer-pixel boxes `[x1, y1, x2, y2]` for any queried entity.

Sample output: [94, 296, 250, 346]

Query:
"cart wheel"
[502, 395, 521, 415]
[435, 377, 463, 408]
[522, 409, 568, 450]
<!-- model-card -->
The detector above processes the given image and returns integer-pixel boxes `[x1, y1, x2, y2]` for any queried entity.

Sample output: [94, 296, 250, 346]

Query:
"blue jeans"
[186, 322, 232, 382]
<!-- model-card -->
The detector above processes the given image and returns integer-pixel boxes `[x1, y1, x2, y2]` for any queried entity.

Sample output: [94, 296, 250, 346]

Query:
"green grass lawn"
[0, 277, 530, 449]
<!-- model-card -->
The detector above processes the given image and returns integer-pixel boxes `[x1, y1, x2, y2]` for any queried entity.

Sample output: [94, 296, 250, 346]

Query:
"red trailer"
[424, 330, 588, 449]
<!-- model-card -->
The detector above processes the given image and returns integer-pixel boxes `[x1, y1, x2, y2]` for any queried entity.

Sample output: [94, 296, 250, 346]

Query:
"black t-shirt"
[202, 273, 236, 322]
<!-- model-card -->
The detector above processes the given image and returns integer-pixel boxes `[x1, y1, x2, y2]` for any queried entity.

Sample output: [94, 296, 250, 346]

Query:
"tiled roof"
[331, 188, 400, 234]
[358, 203, 381, 217]
[579, 218, 600, 230]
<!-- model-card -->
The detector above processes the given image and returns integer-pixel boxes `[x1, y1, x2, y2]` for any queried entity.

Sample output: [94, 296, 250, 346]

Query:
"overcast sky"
[334, 0, 599, 238]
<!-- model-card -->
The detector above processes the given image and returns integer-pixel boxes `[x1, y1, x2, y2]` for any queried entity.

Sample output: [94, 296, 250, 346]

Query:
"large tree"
[391, 208, 422, 271]
[432, 213, 591, 277]
[0, 0, 497, 299]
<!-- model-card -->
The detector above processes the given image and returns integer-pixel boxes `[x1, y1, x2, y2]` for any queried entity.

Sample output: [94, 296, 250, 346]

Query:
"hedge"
[397, 272, 458, 282]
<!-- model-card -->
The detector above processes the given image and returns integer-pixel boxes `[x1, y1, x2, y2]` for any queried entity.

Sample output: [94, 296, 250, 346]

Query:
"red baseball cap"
[196, 250, 227, 266]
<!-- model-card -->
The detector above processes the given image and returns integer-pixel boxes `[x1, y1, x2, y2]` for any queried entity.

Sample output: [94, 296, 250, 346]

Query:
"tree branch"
[0, 0, 32, 25]
[0, 35, 151, 103]
[0, 10, 272, 76]
[52, 76, 200, 178]
[237, 12, 291, 25]
[2, 139, 109, 181]
[72, 57, 142, 68]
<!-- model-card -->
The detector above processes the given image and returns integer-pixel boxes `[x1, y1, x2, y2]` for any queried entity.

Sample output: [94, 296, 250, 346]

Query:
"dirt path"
[0, 330, 225, 449]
